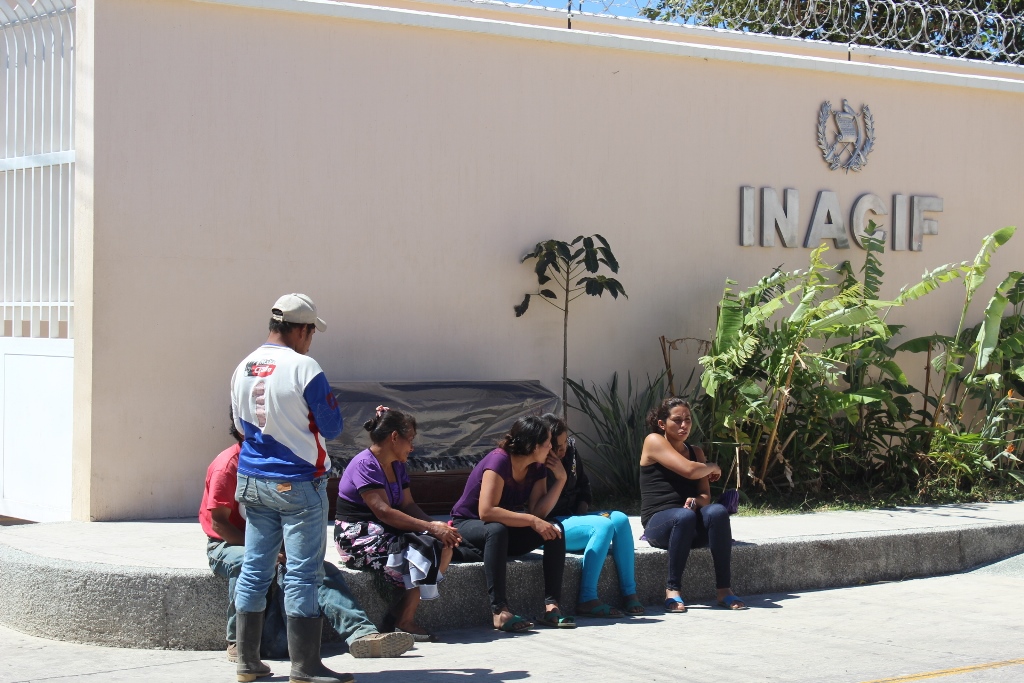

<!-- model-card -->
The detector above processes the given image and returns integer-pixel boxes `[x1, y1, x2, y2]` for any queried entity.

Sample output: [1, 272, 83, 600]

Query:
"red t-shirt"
[199, 443, 246, 541]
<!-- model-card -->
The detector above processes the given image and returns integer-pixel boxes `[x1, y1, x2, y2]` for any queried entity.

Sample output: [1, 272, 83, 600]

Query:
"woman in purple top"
[335, 407, 462, 642]
[450, 416, 573, 633]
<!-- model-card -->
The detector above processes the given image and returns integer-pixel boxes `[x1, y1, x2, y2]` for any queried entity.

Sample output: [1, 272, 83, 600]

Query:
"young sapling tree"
[514, 235, 627, 417]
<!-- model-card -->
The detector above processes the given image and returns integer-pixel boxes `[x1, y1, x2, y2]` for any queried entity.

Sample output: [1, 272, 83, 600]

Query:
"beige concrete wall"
[74, 0, 1024, 520]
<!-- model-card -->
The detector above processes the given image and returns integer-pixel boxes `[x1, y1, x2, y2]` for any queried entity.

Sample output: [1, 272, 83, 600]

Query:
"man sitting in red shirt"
[200, 420, 413, 662]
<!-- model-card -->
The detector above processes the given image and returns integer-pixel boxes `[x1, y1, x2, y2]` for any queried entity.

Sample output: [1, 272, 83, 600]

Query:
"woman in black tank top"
[639, 398, 746, 612]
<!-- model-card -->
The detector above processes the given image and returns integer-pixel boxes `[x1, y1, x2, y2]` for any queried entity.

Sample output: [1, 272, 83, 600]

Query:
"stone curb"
[1, 521, 1022, 649]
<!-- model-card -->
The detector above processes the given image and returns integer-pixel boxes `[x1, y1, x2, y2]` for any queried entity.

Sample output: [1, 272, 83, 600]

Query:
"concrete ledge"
[2, 506, 1023, 649]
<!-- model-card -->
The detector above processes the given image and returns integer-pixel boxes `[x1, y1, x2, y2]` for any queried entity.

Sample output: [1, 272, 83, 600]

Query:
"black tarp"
[326, 380, 560, 474]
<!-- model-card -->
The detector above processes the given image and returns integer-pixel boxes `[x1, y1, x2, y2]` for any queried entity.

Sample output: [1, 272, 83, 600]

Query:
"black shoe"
[235, 611, 272, 682]
[286, 616, 355, 683]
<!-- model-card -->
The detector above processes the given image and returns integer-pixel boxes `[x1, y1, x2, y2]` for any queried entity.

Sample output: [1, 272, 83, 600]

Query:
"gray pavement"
[1, 553, 1023, 683]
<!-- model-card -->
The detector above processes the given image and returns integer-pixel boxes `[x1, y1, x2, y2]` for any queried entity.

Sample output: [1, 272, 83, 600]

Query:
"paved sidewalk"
[3, 502, 1022, 569]
[1, 554, 1022, 683]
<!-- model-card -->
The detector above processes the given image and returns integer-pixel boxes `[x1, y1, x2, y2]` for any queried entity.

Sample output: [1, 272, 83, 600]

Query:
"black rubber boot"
[286, 616, 355, 683]
[235, 611, 272, 682]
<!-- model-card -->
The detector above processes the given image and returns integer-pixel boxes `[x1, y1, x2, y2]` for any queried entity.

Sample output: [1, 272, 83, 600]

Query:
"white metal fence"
[0, 0, 75, 339]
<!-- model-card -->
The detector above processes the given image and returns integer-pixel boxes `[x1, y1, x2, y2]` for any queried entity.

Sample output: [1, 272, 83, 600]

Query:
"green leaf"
[513, 294, 531, 317]
[598, 249, 620, 273]
[583, 237, 599, 273]
[974, 271, 1023, 368]
[964, 226, 1016, 298]
[711, 296, 745, 356]
[1008, 277, 1024, 305]
[895, 335, 952, 354]
[896, 263, 966, 304]
[860, 220, 886, 299]
[874, 360, 907, 384]
[593, 234, 621, 273]
[520, 245, 541, 263]
[806, 306, 885, 337]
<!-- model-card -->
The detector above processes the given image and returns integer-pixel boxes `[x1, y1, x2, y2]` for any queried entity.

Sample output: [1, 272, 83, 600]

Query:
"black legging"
[644, 503, 732, 591]
[453, 518, 566, 614]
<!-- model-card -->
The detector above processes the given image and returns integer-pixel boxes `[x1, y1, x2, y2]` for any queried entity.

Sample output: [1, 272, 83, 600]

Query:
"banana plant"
[515, 235, 627, 416]
[896, 226, 1018, 434]
[700, 242, 897, 487]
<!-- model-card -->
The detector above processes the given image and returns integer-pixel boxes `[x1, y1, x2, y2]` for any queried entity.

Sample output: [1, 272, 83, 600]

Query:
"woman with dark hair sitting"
[450, 415, 574, 633]
[542, 414, 643, 617]
[639, 398, 746, 613]
[335, 407, 462, 642]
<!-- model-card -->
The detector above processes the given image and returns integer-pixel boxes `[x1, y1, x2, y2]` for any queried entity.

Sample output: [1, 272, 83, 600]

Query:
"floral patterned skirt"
[334, 519, 444, 600]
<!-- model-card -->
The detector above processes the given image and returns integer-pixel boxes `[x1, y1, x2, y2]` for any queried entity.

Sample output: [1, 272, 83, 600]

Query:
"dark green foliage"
[566, 372, 666, 499]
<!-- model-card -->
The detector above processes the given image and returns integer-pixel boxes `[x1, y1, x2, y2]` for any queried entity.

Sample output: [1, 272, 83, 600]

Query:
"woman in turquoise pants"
[543, 414, 644, 617]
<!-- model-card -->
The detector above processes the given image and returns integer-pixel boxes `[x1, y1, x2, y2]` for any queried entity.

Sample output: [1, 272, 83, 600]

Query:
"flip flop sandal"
[537, 610, 577, 629]
[495, 614, 534, 633]
[575, 603, 623, 618]
[717, 595, 747, 610]
[623, 599, 646, 615]
[664, 596, 687, 613]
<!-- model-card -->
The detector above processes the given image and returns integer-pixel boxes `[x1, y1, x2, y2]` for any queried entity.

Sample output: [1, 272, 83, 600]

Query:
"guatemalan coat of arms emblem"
[818, 99, 875, 172]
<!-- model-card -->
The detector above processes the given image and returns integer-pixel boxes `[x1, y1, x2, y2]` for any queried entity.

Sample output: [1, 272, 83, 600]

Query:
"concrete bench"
[4, 508, 1024, 649]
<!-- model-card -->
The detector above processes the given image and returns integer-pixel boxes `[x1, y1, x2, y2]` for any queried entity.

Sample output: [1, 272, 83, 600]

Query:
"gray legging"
[643, 503, 732, 591]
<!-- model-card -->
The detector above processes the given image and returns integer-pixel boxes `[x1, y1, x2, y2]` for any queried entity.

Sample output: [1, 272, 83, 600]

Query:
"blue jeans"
[207, 540, 245, 642]
[644, 503, 732, 592]
[560, 512, 637, 603]
[321, 561, 377, 646]
[210, 540, 376, 648]
[260, 561, 379, 658]
[234, 474, 329, 618]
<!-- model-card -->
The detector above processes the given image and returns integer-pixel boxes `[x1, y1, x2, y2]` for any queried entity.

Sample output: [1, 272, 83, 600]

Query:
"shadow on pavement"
[730, 592, 800, 609]
[419, 630, 540, 645]
[356, 669, 529, 681]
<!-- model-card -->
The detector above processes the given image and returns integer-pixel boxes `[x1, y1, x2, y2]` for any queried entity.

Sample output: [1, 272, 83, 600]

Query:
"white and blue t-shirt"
[230, 344, 344, 482]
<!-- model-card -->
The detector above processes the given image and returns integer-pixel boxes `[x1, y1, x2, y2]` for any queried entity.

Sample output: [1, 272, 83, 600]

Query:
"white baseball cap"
[271, 293, 326, 332]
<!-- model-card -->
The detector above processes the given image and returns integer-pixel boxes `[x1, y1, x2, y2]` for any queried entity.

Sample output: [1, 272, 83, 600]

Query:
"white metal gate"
[0, 0, 74, 339]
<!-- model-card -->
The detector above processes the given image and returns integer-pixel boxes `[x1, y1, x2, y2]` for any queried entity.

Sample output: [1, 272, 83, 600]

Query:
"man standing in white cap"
[230, 293, 351, 683]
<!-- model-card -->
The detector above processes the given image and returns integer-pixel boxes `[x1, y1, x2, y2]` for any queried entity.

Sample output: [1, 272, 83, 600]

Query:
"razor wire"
[489, 0, 1024, 65]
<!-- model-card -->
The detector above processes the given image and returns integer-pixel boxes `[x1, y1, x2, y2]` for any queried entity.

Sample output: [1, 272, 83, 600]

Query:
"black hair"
[541, 413, 567, 441]
[268, 318, 315, 335]
[646, 397, 691, 435]
[499, 416, 551, 456]
[363, 409, 417, 444]
[229, 407, 243, 444]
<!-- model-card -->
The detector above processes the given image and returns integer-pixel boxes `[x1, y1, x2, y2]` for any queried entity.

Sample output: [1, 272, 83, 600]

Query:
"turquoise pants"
[559, 511, 637, 603]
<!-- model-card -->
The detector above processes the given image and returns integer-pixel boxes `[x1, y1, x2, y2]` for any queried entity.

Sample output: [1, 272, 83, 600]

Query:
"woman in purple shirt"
[450, 416, 573, 633]
[335, 408, 462, 642]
